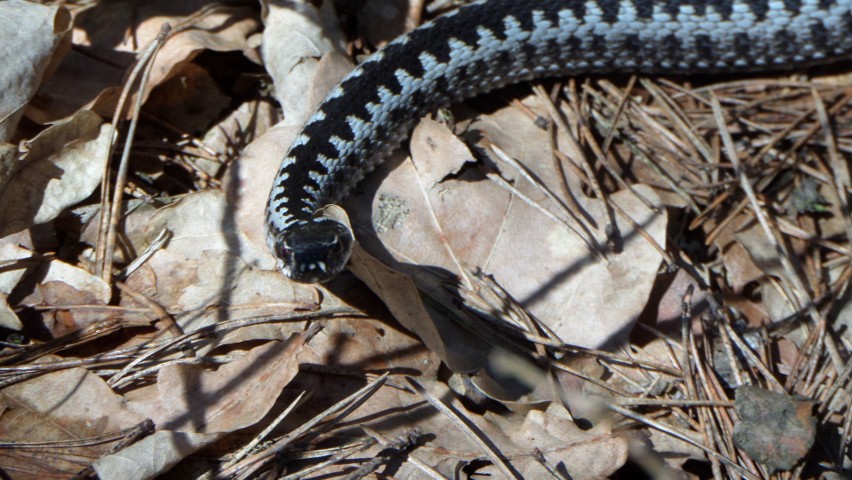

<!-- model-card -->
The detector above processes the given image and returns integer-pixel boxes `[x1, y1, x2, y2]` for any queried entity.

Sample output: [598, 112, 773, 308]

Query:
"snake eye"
[275, 220, 354, 283]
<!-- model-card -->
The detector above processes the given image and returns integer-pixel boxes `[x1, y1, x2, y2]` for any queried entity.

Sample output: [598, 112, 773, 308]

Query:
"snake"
[266, 0, 852, 283]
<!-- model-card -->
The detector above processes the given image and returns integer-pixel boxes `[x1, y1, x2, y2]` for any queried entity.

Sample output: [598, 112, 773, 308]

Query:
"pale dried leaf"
[0, 367, 147, 480]
[223, 124, 299, 259]
[647, 427, 708, 470]
[734, 221, 785, 279]
[14, 257, 112, 336]
[0, 293, 23, 330]
[354, 152, 485, 275]
[261, 0, 352, 126]
[722, 240, 767, 293]
[1, 367, 143, 434]
[762, 282, 809, 345]
[73, 201, 156, 270]
[127, 334, 307, 433]
[466, 347, 554, 403]
[499, 405, 628, 479]
[30, 1, 259, 122]
[352, 109, 666, 349]
[411, 118, 475, 189]
[348, 245, 492, 373]
[0, 244, 34, 294]
[24, 257, 111, 306]
[177, 250, 318, 345]
[0, 110, 110, 237]
[0, 1, 71, 140]
[0, 142, 19, 193]
[351, 379, 625, 479]
[93, 430, 215, 480]
[490, 186, 666, 348]
[28, 283, 111, 337]
[653, 269, 709, 332]
[831, 282, 852, 347]
[142, 189, 273, 270]
[195, 98, 278, 177]
[608, 337, 680, 397]
[121, 189, 316, 342]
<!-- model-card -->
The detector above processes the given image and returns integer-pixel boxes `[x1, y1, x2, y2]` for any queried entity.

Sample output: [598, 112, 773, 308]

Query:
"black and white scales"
[266, 0, 852, 283]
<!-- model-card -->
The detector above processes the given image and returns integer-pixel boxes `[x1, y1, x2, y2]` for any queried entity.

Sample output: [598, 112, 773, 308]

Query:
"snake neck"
[266, 0, 852, 281]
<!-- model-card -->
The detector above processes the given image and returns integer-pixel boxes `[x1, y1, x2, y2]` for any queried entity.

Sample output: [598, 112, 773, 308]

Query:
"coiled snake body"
[267, 0, 852, 283]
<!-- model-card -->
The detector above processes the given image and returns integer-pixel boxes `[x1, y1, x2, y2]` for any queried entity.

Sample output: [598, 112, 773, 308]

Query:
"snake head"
[272, 220, 354, 283]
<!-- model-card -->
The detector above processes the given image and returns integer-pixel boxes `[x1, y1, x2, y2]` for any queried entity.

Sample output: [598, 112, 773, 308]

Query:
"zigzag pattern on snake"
[266, 0, 852, 283]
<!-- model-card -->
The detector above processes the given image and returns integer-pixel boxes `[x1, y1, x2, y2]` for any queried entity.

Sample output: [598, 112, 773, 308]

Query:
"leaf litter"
[0, 1, 850, 479]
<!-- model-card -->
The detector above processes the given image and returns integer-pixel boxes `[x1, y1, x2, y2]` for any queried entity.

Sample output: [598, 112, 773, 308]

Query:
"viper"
[266, 0, 852, 283]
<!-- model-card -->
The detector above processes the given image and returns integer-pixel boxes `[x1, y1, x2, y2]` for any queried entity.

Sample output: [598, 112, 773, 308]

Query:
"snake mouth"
[273, 220, 354, 283]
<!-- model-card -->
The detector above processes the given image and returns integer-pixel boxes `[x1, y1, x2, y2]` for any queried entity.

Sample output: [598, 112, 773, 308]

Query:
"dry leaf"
[0, 143, 19, 192]
[0, 244, 34, 295]
[261, 0, 352, 127]
[348, 244, 493, 373]
[496, 404, 628, 478]
[651, 269, 709, 332]
[132, 338, 305, 433]
[194, 98, 278, 178]
[121, 190, 317, 345]
[0, 367, 147, 480]
[15, 257, 112, 337]
[0, 110, 110, 238]
[0, 1, 848, 478]
[734, 221, 785, 280]
[351, 106, 667, 349]
[223, 124, 300, 260]
[142, 189, 274, 271]
[30, 1, 259, 123]
[721, 240, 767, 293]
[93, 430, 214, 480]
[0, 1, 71, 140]
[363, 380, 627, 479]
[98, 331, 313, 478]
[0, 293, 22, 331]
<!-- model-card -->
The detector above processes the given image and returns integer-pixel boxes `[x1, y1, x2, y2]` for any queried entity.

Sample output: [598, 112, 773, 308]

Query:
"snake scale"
[267, 0, 852, 283]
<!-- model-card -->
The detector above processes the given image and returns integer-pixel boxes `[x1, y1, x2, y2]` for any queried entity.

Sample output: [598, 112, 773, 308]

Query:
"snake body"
[267, 0, 852, 282]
